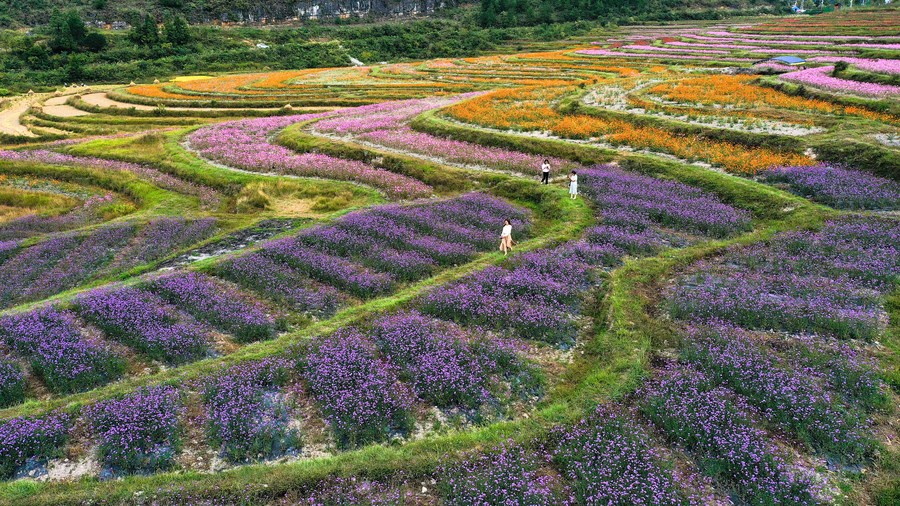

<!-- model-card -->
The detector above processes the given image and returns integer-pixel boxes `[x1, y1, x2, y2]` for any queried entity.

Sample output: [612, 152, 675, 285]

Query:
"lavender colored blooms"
[21, 223, 136, 301]
[253, 193, 529, 299]
[74, 286, 210, 365]
[294, 478, 409, 505]
[0, 412, 71, 479]
[302, 328, 413, 448]
[438, 440, 573, 506]
[580, 165, 752, 238]
[681, 323, 873, 462]
[84, 386, 183, 473]
[0, 308, 125, 394]
[264, 240, 396, 298]
[216, 252, 343, 316]
[552, 405, 697, 505]
[0, 194, 116, 241]
[640, 368, 820, 505]
[149, 272, 280, 343]
[108, 217, 218, 271]
[201, 359, 300, 462]
[782, 335, 887, 411]
[669, 269, 883, 340]
[0, 218, 218, 309]
[0, 240, 18, 264]
[0, 358, 25, 408]
[762, 164, 900, 210]
[669, 217, 900, 340]
[369, 312, 490, 409]
[0, 234, 83, 307]
[421, 248, 593, 346]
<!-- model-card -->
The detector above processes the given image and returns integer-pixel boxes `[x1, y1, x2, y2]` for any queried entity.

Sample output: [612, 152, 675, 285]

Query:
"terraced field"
[0, 7, 897, 506]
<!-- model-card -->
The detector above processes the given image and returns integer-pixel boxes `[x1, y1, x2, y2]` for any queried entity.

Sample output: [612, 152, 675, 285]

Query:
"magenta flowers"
[780, 66, 900, 96]
[187, 112, 431, 199]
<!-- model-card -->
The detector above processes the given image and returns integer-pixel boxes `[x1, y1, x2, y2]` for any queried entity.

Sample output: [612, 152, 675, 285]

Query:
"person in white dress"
[568, 170, 578, 199]
[499, 219, 513, 255]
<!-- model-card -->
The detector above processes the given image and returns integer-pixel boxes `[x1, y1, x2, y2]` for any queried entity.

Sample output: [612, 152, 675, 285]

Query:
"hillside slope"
[1, 0, 781, 28]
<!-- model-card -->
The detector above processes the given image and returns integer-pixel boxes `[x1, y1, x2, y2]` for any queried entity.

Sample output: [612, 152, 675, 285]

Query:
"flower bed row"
[421, 166, 751, 348]
[311, 96, 575, 174]
[0, 150, 222, 209]
[186, 111, 431, 199]
[650, 215, 894, 497]
[761, 163, 900, 210]
[301, 311, 541, 449]
[0, 270, 283, 399]
[0, 217, 217, 309]
[668, 217, 900, 340]
[225, 193, 530, 300]
[0, 311, 542, 478]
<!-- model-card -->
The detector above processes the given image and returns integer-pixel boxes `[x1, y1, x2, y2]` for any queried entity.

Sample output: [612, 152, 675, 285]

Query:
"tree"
[131, 15, 160, 47]
[47, 10, 79, 53]
[83, 32, 108, 52]
[163, 15, 191, 45]
[65, 10, 87, 43]
[479, 0, 499, 26]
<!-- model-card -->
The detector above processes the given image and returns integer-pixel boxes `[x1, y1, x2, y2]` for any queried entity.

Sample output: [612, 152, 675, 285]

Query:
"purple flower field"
[0, 217, 217, 309]
[215, 252, 344, 316]
[149, 272, 280, 343]
[302, 328, 414, 448]
[681, 323, 873, 462]
[74, 286, 210, 365]
[370, 312, 492, 409]
[0, 150, 222, 208]
[762, 164, 900, 210]
[669, 217, 900, 339]
[438, 440, 573, 505]
[201, 359, 299, 462]
[552, 405, 698, 506]
[0, 412, 70, 479]
[85, 386, 183, 474]
[0, 194, 117, 241]
[234, 193, 530, 300]
[580, 165, 752, 238]
[0, 308, 125, 394]
[0, 359, 25, 408]
[640, 367, 823, 505]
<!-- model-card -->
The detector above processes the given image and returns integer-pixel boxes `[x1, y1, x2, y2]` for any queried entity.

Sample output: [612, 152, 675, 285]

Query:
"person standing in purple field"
[541, 159, 551, 184]
[499, 219, 514, 255]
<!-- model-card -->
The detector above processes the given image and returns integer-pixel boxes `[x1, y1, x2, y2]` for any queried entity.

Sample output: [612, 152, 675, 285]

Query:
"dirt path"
[0, 95, 39, 137]
[41, 96, 91, 118]
[81, 92, 157, 111]
[81, 92, 283, 113]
